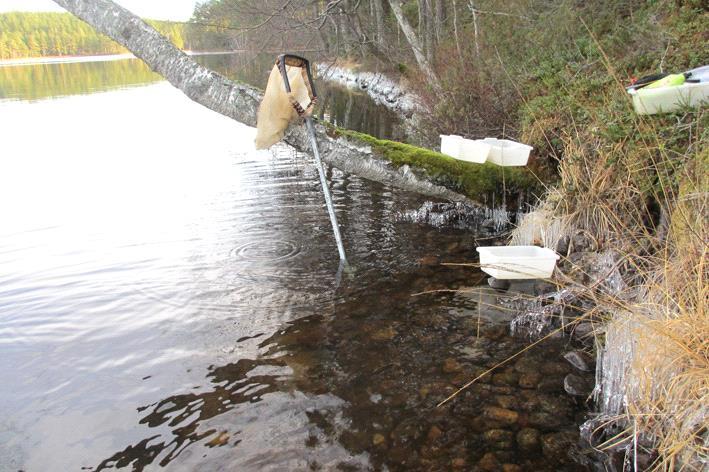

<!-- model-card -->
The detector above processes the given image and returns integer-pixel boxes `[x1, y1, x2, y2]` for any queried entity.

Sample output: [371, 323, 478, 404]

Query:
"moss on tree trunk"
[331, 127, 541, 202]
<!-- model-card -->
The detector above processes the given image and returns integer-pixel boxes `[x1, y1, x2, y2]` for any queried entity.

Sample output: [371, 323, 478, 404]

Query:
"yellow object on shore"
[645, 73, 685, 89]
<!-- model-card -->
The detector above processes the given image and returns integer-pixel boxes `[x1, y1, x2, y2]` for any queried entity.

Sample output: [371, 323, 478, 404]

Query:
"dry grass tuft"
[611, 159, 708, 470]
[506, 98, 707, 469]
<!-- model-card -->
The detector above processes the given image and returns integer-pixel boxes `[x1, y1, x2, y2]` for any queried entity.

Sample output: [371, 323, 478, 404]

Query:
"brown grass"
[409, 2, 708, 467]
[536, 108, 707, 469]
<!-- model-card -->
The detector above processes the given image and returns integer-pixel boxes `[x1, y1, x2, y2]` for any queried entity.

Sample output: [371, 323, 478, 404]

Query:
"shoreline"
[0, 50, 239, 67]
[316, 63, 419, 116]
[317, 63, 433, 147]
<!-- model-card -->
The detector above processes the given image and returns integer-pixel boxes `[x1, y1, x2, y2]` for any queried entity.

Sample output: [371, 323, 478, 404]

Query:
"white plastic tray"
[628, 81, 709, 115]
[440, 135, 491, 163]
[482, 138, 533, 166]
[440, 135, 463, 158]
[459, 139, 492, 163]
[476, 245, 560, 279]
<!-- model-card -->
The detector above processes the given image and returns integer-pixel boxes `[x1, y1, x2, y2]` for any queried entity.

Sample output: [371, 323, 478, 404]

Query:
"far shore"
[0, 50, 240, 67]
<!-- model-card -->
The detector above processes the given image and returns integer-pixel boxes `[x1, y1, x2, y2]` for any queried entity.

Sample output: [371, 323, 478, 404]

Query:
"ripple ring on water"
[230, 240, 301, 262]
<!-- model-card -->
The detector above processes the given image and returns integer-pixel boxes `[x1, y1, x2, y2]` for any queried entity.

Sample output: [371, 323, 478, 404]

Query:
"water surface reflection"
[0, 52, 404, 140]
[0, 65, 589, 471]
[0, 83, 477, 471]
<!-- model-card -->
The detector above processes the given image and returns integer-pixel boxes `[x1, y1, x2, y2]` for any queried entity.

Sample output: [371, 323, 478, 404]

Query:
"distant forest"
[0, 12, 194, 59]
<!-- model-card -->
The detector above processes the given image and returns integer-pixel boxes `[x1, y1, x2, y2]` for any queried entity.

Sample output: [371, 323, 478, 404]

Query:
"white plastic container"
[440, 135, 492, 163]
[482, 138, 533, 166]
[440, 135, 463, 158]
[459, 139, 492, 163]
[628, 82, 709, 115]
[686, 65, 709, 82]
[476, 245, 560, 279]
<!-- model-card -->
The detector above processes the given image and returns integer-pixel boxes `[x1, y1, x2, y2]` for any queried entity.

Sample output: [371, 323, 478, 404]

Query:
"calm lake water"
[0, 55, 590, 471]
[0, 53, 406, 142]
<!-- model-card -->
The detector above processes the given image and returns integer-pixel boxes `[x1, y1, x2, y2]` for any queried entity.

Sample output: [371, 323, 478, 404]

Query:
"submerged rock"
[451, 457, 468, 469]
[495, 395, 519, 410]
[564, 350, 593, 372]
[518, 372, 541, 389]
[483, 406, 519, 425]
[541, 431, 579, 463]
[517, 427, 541, 451]
[390, 418, 423, 446]
[541, 361, 571, 375]
[442, 358, 463, 374]
[477, 452, 501, 471]
[426, 425, 443, 443]
[488, 277, 511, 291]
[418, 254, 439, 266]
[492, 370, 519, 386]
[536, 375, 564, 393]
[572, 321, 595, 340]
[537, 394, 574, 414]
[482, 324, 508, 341]
[564, 373, 592, 397]
[457, 343, 490, 362]
[502, 464, 523, 472]
[370, 326, 397, 341]
[483, 428, 514, 445]
[528, 411, 566, 430]
[514, 357, 539, 374]
[469, 415, 505, 433]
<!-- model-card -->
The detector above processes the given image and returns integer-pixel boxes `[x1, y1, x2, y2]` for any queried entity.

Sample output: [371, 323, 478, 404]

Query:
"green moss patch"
[337, 128, 541, 201]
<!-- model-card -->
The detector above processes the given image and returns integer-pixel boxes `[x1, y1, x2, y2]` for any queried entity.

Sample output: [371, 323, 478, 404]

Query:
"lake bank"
[0, 50, 238, 67]
[317, 62, 419, 117]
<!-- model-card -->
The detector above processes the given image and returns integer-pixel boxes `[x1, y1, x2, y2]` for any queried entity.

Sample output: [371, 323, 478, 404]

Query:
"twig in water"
[436, 319, 582, 408]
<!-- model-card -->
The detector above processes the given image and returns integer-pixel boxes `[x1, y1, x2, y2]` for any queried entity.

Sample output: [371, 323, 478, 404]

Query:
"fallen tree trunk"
[52, 0, 538, 204]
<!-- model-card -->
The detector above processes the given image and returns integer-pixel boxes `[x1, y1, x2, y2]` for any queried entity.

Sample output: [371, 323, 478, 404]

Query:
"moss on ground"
[332, 127, 541, 201]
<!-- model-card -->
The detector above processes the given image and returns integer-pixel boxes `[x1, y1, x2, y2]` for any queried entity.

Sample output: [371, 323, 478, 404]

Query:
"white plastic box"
[440, 135, 463, 158]
[482, 138, 533, 166]
[460, 139, 492, 163]
[440, 135, 491, 163]
[476, 245, 560, 279]
[628, 82, 709, 115]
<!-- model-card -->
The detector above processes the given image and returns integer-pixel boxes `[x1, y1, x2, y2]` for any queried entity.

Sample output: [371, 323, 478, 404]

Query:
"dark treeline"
[0, 12, 189, 59]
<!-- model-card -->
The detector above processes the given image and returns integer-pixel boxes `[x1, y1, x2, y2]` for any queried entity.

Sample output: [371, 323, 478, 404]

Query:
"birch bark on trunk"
[387, 0, 441, 92]
[50, 0, 468, 203]
[452, 0, 464, 64]
[52, 0, 261, 126]
[434, 0, 444, 43]
[469, 0, 481, 58]
[423, 0, 434, 63]
[373, 0, 385, 46]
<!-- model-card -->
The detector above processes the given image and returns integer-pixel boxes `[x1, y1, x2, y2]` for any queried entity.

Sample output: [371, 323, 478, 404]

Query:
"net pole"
[305, 117, 347, 262]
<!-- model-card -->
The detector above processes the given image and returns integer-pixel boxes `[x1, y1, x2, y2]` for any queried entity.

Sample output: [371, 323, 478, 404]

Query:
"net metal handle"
[276, 54, 318, 100]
